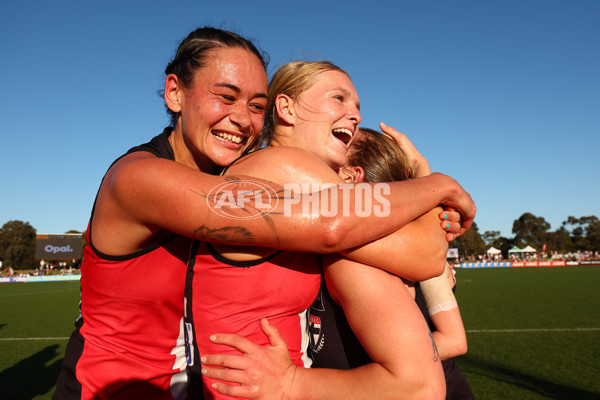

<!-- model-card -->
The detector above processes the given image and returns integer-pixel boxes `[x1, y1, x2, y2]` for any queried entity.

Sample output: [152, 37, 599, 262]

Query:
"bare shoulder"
[226, 146, 342, 185]
[93, 151, 211, 255]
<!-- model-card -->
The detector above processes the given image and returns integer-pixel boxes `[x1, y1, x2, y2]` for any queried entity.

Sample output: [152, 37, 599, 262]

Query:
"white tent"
[522, 245, 537, 253]
[486, 247, 502, 255]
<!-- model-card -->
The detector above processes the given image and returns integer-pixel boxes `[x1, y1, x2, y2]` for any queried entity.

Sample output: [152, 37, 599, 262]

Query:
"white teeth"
[213, 131, 243, 144]
[332, 128, 353, 144]
[332, 128, 353, 138]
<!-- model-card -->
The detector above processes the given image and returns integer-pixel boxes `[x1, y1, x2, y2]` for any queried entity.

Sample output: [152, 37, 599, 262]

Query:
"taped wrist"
[419, 265, 458, 316]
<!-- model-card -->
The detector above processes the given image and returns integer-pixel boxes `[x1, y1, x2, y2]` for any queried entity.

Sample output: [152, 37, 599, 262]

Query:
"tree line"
[454, 213, 600, 260]
[1, 213, 599, 269]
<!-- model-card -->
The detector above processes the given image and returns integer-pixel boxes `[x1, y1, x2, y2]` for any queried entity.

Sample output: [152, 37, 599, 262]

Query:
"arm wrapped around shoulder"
[419, 262, 458, 316]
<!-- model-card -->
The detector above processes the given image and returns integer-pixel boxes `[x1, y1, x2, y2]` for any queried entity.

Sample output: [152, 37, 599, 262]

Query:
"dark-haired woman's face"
[178, 47, 268, 168]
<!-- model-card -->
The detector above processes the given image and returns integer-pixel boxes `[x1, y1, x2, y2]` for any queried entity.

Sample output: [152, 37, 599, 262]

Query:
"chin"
[327, 154, 348, 170]
[213, 150, 244, 167]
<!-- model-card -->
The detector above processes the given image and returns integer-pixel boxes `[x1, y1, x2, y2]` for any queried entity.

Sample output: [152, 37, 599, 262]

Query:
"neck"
[169, 125, 219, 174]
[269, 126, 300, 149]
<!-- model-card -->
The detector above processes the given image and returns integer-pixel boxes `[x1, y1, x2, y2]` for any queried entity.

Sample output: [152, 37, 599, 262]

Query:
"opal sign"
[35, 233, 83, 260]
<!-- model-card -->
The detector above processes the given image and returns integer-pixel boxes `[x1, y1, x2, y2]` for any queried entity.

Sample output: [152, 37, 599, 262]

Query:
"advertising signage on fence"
[35, 233, 83, 260]
[0, 275, 81, 284]
[579, 260, 600, 265]
[458, 262, 511, 268]
[455, 260, 599, 268]
[511, 260, 567, 267]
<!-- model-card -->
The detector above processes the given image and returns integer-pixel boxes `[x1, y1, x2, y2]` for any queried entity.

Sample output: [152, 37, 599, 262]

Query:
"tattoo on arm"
[188, 175, 285, 245]
[193, 225, 254, 242]
[429, 330, 439, 362]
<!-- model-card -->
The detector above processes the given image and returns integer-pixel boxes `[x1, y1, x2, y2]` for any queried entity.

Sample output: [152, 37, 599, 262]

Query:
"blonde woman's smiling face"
[289, 70, 361, 169]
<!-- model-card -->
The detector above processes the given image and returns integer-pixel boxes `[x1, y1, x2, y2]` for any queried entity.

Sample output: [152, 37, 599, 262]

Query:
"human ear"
[354, 166, 365, 183]
[339, 166, 365, 183]
[275, 94, 296, 125]
[164, 74, 182, 113]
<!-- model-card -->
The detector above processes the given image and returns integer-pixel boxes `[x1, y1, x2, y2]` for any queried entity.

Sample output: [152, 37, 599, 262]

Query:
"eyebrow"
[216, 82, 268, 99]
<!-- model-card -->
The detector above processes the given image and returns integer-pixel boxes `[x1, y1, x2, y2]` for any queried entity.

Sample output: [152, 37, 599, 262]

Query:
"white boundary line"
[466, 327, 600, 333]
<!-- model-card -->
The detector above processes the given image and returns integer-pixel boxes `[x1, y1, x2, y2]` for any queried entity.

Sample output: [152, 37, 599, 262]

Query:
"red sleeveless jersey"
[54, 130, 192, 400]
[184, 241, 321, 399]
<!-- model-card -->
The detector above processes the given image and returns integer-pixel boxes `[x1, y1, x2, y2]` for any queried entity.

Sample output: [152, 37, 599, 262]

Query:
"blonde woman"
[197, 61, 474, 399]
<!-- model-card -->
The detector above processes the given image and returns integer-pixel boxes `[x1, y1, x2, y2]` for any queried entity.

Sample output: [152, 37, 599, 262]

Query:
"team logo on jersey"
[308, 290, 325, 353]
[205, 179, 280, 220]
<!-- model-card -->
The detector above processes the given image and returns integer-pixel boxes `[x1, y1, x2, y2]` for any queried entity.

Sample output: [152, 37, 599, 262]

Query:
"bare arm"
[220, 147, 473, 279]
[340, 207, 449, 281]
[291, 254, 446, 399]
[430, 308, 468, 361]
[420, 265, 467, 360]
[93, 149, 474, 258]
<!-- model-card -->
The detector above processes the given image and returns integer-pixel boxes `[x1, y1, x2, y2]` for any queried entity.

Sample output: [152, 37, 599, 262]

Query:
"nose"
[229, 103, 252, 132]
[348, 104, 362, 125]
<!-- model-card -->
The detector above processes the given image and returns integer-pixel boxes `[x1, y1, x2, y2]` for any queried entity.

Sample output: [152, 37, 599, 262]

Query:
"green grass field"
[454, 266, 600, 399]
[1, 266, 599, 399]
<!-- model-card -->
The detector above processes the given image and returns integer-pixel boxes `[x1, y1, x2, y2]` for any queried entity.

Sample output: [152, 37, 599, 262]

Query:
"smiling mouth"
[212, 130, 246, 145]
[332, 128, 353, 145]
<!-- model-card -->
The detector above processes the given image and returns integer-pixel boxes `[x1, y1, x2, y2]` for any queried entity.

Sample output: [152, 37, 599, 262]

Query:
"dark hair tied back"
[163, 27, 269, 126]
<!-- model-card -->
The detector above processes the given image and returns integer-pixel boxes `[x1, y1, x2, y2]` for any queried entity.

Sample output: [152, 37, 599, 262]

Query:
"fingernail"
[202, 368, 207, 374]
[201, 356, 207, 363]
[446, 223, 450, 229]
[209, 335, 216, 342]
[443, 214, 448, 220]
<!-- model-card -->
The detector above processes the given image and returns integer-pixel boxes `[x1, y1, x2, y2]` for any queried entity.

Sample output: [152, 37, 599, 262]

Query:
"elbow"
[454, 336, 468, 357]
[409, 252, 447, 282]
[313, 215, 350, 253]
[388, 363, 445, 400]
[428, 244, 449, 279]
[413, 241, 448, 282]
[434, 242, 449, 276]
[446, 334, 468, 359]
[413, 371, 446, 400]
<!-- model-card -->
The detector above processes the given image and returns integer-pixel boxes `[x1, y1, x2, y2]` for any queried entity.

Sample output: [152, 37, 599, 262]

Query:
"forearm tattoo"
[429, 330, 440, 362]
[193, 225, 254, 242]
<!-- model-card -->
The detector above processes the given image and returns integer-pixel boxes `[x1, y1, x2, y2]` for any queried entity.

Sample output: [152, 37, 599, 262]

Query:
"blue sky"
[1, 0, 598, 240]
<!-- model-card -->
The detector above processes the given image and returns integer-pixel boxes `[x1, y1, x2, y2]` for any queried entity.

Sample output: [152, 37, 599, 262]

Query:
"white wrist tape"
[428, 299, 458, 316]
[420, 264, 458, 316]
